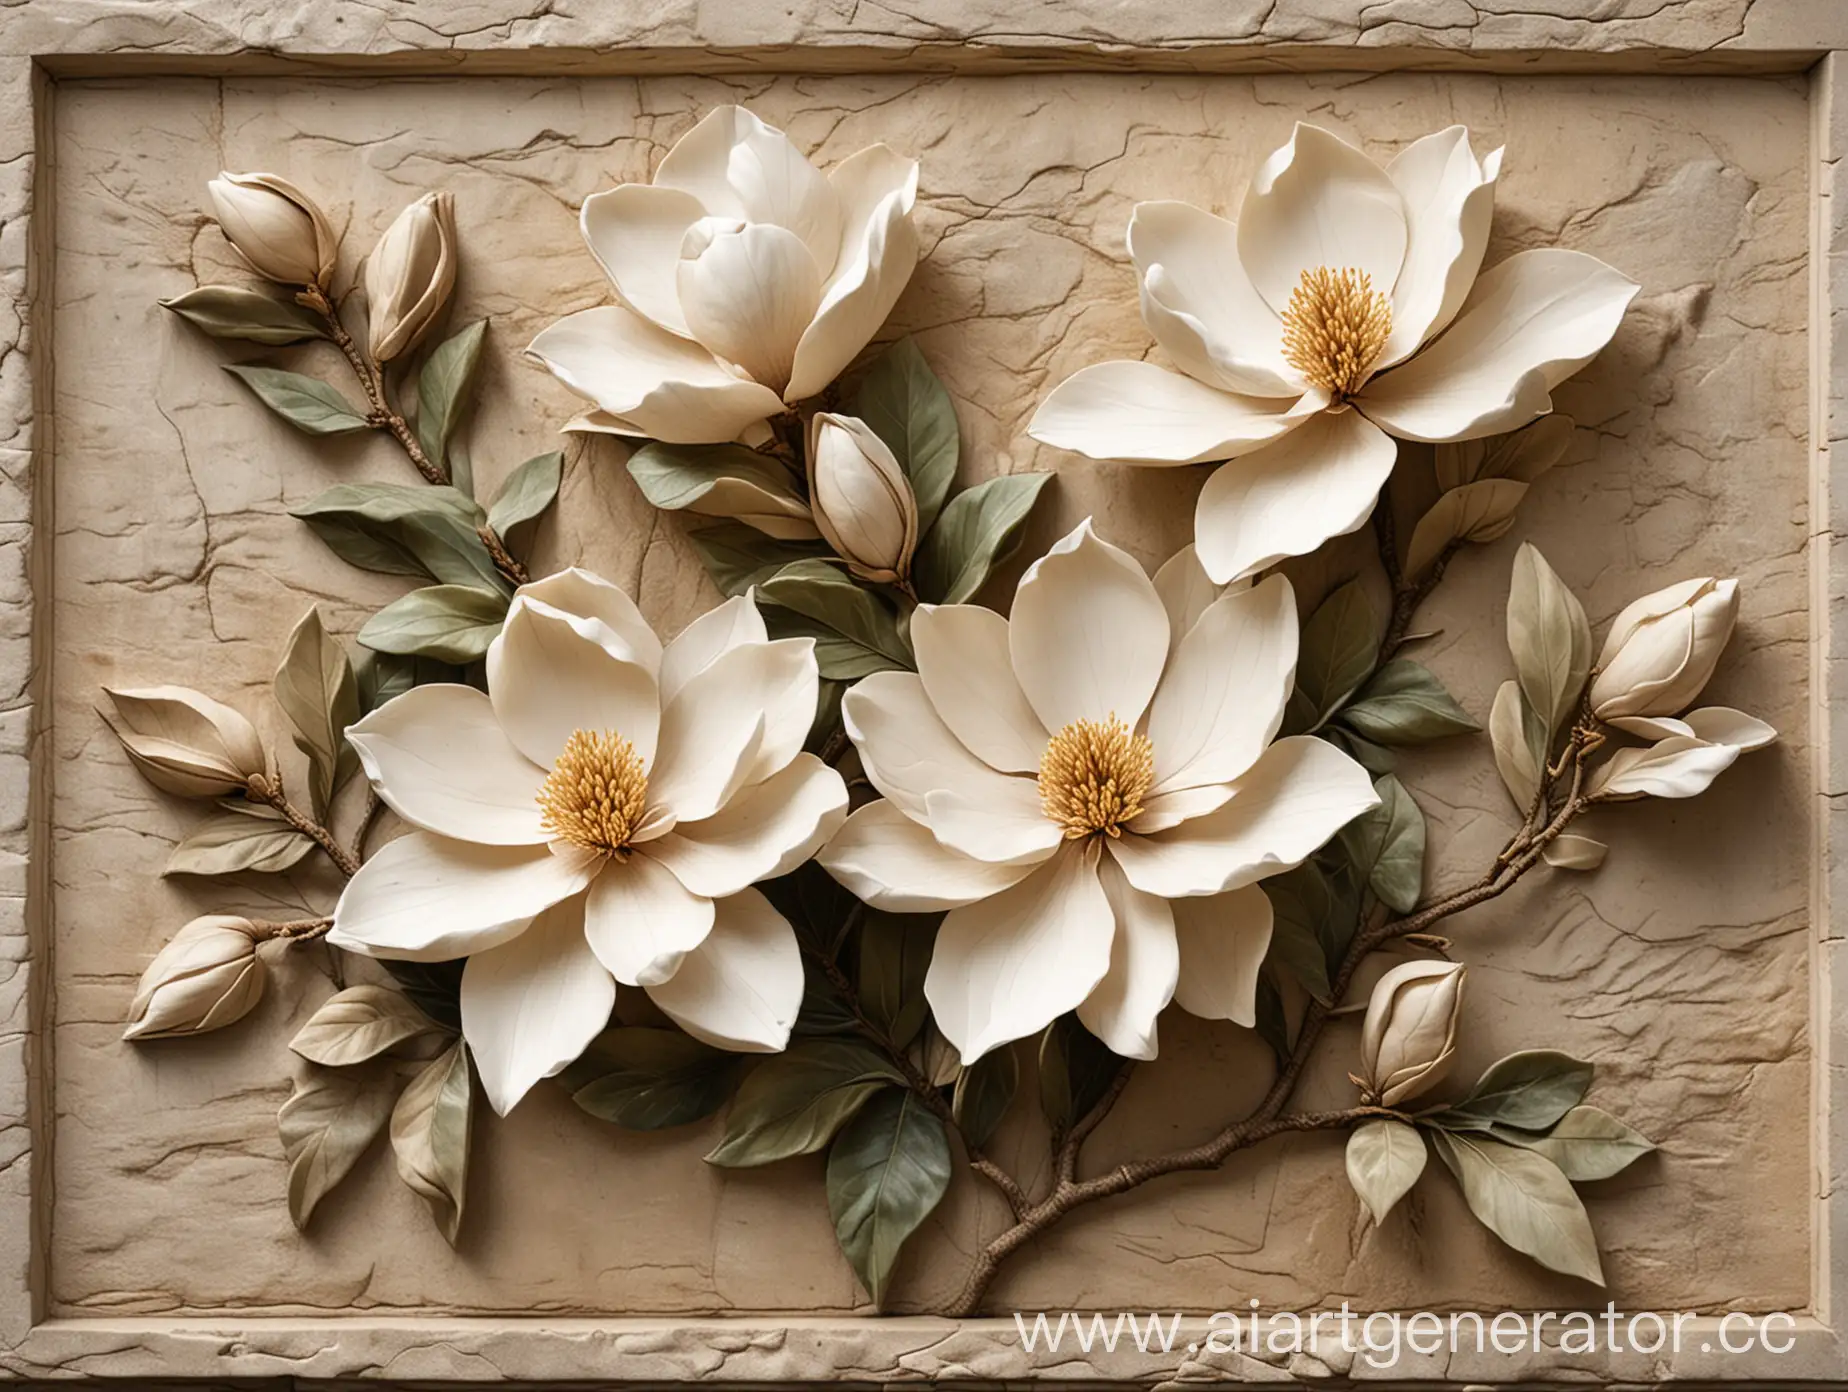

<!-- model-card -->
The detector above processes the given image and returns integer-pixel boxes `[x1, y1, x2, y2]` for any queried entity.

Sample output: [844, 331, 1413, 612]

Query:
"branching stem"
[246, 773, 360, 879]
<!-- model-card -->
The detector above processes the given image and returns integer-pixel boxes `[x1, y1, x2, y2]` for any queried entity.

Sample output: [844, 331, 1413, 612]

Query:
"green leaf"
[1338, 774, 1426, 914]
[390, 1039, 474, 1245]
[354, 650, 419, 713]
[293, 482, 506, 594]
[274, 607, 360, 818]
[1491, 1104, 1655, 1181]
[1339, 659, 1480, 747]
[1254, 967, 1290, 1065]
[853, 337, 960, 533]
[358, 585, 510, 665]
[629, 441, 810, 529]
[1346, 1118, 1427, 1225]
[1260, 866, 1335, 1002]
[912, 473, 1052, 605]
[795, 957, 862, 1038]
[1428, 1129, 1604, 1284]
[1038, 1016, 1122, 1136]
[278, 1065, 396, 1231]
[826, 1088, 952, 1308]
[290, 985, 442, 1067]
[161, 285, 326, 345]
[1326, 724, 1397, 775]
[687, 521, 831, 598]
[952, 1043, 1018, 1149]
[1507, 543, 1592, 740]
[857, 912, 937, 1050]
[225, 364, 370, 435]
[163, 803, 315, 877]
[559, 1027, 741, 1131]
[382, 959, 463, 1032]
[414, 320, 487, 476]
[1438, 1050, 1595, 1132]
[487, 451, 563, 550]
[1286, 578, 1380, 732]
[706, 1039, 904, 1167]
[757, 559, 914, 678]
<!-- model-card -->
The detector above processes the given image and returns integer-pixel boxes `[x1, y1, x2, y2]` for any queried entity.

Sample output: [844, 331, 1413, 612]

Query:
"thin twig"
[246, 773, 360, 878]
[260, 915, 335, 943]
[300, 288, 447, 486]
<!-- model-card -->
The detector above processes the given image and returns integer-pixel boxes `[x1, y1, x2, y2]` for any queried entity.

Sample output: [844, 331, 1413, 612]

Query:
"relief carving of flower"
[527, 106, 920, 445]
[817, 522, 1379, 1063]
[1028, 124, 1640, 584]
[326, 569, 849, 1114]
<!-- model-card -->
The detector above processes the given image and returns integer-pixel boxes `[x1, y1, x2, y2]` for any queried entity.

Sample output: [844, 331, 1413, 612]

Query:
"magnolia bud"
[1588, 577, 1739, 721]
[101, 686, 267, 799]
[807, 412, 919, 584]
[1358, 960, 1466, 1107]
[365, 192, 458, 363]
[124, 915, 265, 1040]
[206, 172, 336, 289]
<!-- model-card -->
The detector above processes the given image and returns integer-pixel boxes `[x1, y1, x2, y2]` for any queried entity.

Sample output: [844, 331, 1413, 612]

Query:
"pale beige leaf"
[1430, 1129, 1605, 1284]
[1489, 680, 1543, 812]
[274, 607, 360, 818]
[1496, 1104, 1655, 1181]
[289, 984, 444, 1067]
[1543, 834, 1607, 871]
[1507, 543, 1591, 738]
[1404, 479, 1528, 579]
[277, 1066, 396, 1231]
[1345, 1117, 1427, 1225]
[1436, 414, 1574, 490]
[390, 1039, 474, 1245]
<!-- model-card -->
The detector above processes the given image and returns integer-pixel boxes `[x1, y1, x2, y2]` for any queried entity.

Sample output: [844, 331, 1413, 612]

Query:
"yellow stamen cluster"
[537, 729, 649, 855]
[1279, 266, 1392, 399]
[1038, 715, 1155, 840]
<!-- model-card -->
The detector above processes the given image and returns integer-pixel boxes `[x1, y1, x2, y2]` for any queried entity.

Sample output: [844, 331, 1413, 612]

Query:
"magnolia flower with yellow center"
[818, 521, 1380, 1063]
[327, 569, 849, 1114]
[1028, 123, 1639, 584]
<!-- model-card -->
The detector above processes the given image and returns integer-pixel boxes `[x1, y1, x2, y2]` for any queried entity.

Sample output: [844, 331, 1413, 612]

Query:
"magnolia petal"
[487, 595, 661, 770]
[659, 593, 769, 704]
[1171, 884, 1274, 1026]
[579, 182, 706, 338]
[1028, 360, 1316, 466]
[1076, 855, 1180, 1061]
[1683, 706, 1777, 752]
[925, 844, 1116, 1063]
[923, 781, 1064, 866]
[911, 603, 1048, 774]
[785, 144, 921, 402]
[346, 684, 548, 845]
[329, 833, 598, 962]
[652, 105, 843, 269]
[1127, 783, 1236, 836]
[677, 220, 823, 397]
[526, 304, 786, 445]
[1357, 248, 1640, 443]
[1108, 735, 1379, 899]
[1591, 735, 1739, 801]
[1607, 714, 1694, 742]
[1148, 574, 1299, 794]
[1237, 122, 1409, 317]
[1008, 519, 1170, 734]
[582, 850, 716, 987]
[516, 567, 663, 674]
[643, 886, 803, 1052]
[1152, 544, 1224, 657]
[649, 638, 815, 820]
[1194, 406, 1397, 584]
[843, 670, 1020, 821]
[460, 897, 614, 1116]
[1127, 200, 1297, 397]
[644, 753, 847, 900]
[1380, 129, 1501, 367]
[819, 799, 1038, 911]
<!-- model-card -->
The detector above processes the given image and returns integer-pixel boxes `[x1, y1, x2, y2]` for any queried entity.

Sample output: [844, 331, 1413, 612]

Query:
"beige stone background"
[45, 69, 1808, 1321]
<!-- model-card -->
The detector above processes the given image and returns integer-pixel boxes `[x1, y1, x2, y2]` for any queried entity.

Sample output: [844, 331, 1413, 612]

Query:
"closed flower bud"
[124, 915, 265, 1040]
[1588, 577, 1739, 721]
[206, 172, 337, 289]
[101, 685, 267, 799]
[365, 192, 458, 363]
[1358, 959, 1466, 1107]
[807, 412, 919, 583]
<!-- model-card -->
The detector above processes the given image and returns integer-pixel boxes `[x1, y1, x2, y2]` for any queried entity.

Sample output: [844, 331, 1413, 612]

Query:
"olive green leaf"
[163, 802, 315, 877]
[382, 959, 464, 1032]
[1261, 863, 1337, 1002]
[390, 1039, 474, 1245]
[293, 482, 507, 593]
[1404, 478, 1529, 580]
[487, 451, 564, 550]
[1436, 1050, 1595, 1133]
[628, 441, 812, 534]
[278, 1065, 396, 1230]
[559, 1027, 741, 1131]
[757, 559, 914, 678]
[1507, 543, 1592, 739]
[912, 473, 1052, 605]
[274, 607, 360, 818]
[1339, 659, 1479, 747]
[952, 1042, 1018, 1150]
[706, 1039, 905, 1167]
[857, 912, 938, 1050]
[826, 1088, 953, 1308]
[161, 285, 326, 345]
[353, 649, 418, 713]
[1254, 967, 1290, 1066]
[1492, 1104, 1655, 1181]
[1038, 1016, 1122, 1136]
[290, 984, 445, 1068]
[1428, 1129, 1604, 1284]
[414, 319, 487, 479]
[225, 364, 370, 436]
[853, 337, 959, 533]
[687, 521, 831, 598]
[1338, 774, 1426, 914]
[1346, 1117, 1427, 1225]
[358, 585, 510, 665]
[1286, 578, 1380, 733]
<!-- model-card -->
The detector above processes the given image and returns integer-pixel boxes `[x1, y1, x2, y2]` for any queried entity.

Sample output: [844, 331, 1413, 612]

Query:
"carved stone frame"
[6, 3, 1848, 1383]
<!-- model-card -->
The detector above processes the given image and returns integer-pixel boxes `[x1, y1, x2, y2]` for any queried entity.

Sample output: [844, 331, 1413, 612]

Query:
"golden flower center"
[1038, 715, 1155, 840]
[1279, 266, 1392, 399]
[537, 728, 649, 856]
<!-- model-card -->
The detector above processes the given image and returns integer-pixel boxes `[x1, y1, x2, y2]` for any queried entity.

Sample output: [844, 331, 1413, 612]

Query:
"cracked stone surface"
[28, 66, 1811, 1340]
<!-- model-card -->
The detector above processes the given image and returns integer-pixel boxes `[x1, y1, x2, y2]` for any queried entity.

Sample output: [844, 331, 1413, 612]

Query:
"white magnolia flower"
[528, 106, 920, 445]
[328, 569, 850, 1114]
[818, 523, 1379, 1063]
[1029, 124, 1639, 584]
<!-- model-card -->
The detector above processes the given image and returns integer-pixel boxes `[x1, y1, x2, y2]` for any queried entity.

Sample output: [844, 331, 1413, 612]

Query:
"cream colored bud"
[365, 192, 458, 363]
[1588, 577, 1739, 721]
[101, 685, 267, 799]
[124, 915, 265, 1040]
[206, 172, 337, 289]
[807, 412, 919, 583]
[1358, 959, 1466, 1107]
